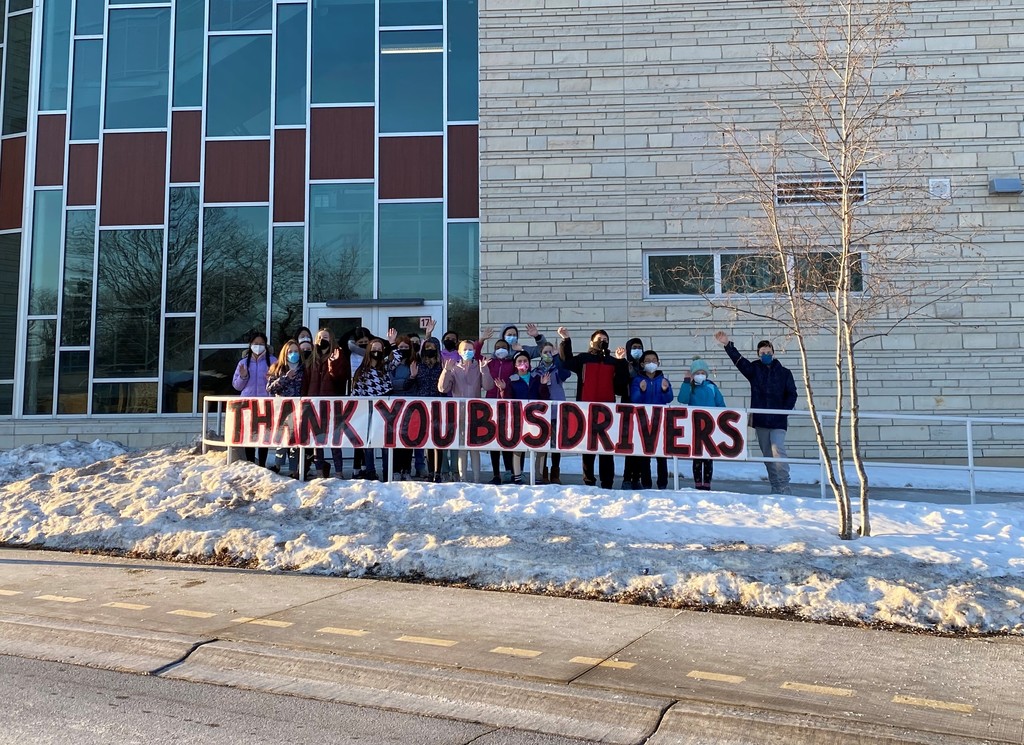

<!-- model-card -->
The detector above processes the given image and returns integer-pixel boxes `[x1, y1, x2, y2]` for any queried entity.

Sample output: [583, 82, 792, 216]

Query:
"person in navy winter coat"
[677, 357, 726, 491]
[629, 350, 673, 489]
[715, 331, 797, 494]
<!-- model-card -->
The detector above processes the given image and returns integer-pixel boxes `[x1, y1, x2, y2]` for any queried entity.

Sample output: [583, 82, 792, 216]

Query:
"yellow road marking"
[318, 627, 369, 637]
[34, 594, 86, 603]
[247, 619, 293, 628]
[396, 635, 457, 647]
[688, 670, 746, 684]
[892, 695, 974, 714]
[230, 617, 255, 624]
[103, 602, 151, 611]
[782, 681, 855, 697]
[490, 646, 542, 659]
[0, 590, 22, 596]
[167, 609, 216, 619]
[570, 656, 636, 670]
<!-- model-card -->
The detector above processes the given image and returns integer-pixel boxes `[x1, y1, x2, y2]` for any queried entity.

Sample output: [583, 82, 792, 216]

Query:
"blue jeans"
[756, 427, 791, 494]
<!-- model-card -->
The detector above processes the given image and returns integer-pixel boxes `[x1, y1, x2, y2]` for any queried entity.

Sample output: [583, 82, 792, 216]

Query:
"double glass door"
[308, 303, 444, 346]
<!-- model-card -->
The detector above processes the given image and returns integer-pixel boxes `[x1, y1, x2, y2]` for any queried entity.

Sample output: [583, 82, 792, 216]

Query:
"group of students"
[231, 322, 792, 493]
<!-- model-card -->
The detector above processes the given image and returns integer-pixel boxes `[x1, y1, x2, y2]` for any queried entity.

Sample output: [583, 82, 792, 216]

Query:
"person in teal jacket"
[677, 357, 726, 491]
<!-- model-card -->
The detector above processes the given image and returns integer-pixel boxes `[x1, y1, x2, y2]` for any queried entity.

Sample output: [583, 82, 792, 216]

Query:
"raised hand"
[409, 361, 419, 377]
[494, 378, 506, 391]
[615, 346, 626, 359]
[425, 318, 436, 336]
[238, 361, 249, 379]
[661, 378, 670, 392]
[526, 322, 539, 337]
[714, 331, 729, 346]
[540, 372, 551, 385]
[479, 327, 495, 342]
[478, 358, 489, 371]
[639, 379, 647, 392]
[387, 327, 398, 344]
[556, 326, 570, 339]
[444, 358, 456, 371]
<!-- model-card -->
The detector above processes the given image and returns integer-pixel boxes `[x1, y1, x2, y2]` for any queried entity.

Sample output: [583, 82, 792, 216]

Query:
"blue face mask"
[460, 349, 475, 361]
[504, 334, 518, 345]
[760, 353, 773, 365]
[630, 348, 643, 360]
[287, 351, 300, 364]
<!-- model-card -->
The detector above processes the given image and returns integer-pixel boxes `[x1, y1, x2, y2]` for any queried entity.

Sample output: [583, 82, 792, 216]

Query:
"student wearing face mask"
[621, 336, 647, 489]
[495, 323, 548, 359]
[385, 331, 419, 480]
[266, 339, 305, 478]
[493, 352, 547, 484]
[304, 328, 349, 479]
[557, 326, 631, 489]
[485, 338, 518, 484]
[533, 342, 572, 484]
[438, 340, 495, 482]
[338, 325, 372, 475]
[295, 326, 315, 364]
[352, 338, 394, 481]
[677, 357, 726, 491]
[629, 350, 674, 489]
[232, 331, 276, 468]
[414, 336, 447, 482]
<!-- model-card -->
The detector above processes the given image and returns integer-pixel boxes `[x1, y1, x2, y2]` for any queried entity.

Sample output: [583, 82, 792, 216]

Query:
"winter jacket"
[438, 360, 494, 398]
[303, 350, 348, 397]
[533, 357, 571, 401]
[505, 331, 549, 359]
[559, 337, 630, 403]
[629, 372, 674, 405]
[624, 337, 646, 388]
[389, 351, 416, 393]
[677, 379, 726, 408]
[499, 372, 547, 400]
[415, 362, 444, 397]
[353, 365, 393, 397]
[232, 354, 276, 397]
[485, 356, 516, 399]
[266, 365, 304, 397]
[724, 342, 797, 429]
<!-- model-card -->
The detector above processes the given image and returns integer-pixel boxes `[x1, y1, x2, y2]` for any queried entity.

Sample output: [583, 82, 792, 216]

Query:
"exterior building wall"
[478, 0, 1024, 462]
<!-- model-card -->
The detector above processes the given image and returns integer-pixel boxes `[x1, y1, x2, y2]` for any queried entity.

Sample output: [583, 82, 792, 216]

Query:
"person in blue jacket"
[629, 350, 673, 490]
[677, 357, 726, 491]
[495, 352, 547, 484]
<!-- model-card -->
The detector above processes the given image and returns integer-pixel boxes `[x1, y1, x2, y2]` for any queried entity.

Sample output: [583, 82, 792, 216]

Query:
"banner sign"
[225, 396, 746, 459]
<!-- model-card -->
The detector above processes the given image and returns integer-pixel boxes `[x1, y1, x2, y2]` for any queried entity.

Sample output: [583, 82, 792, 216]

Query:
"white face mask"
[693, 373, 707, 385]
[643, 362, 658, 374]
[250, 344, 265, 356]
[494, 348, 509, 359]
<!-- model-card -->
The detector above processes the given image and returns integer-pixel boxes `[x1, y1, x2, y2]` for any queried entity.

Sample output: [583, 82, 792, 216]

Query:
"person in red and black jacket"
[557, 326, 630, 489]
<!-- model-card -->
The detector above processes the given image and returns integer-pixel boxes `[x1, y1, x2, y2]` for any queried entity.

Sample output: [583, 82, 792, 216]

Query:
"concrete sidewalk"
[0, 548, 1020, 744]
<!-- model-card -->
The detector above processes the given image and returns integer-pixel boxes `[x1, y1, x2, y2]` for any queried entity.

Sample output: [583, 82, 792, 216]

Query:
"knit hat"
[690, 357, 710, 375]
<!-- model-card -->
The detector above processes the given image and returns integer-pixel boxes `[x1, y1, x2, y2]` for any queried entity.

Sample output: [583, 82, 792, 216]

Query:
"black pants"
[622, 455, 644, 485]
[244, 447, 268, 467]
[693, 459, 714, 486]
[490, 450, 513, 477]
[582, 453, 615, 488]
[638, 457, 668, 489]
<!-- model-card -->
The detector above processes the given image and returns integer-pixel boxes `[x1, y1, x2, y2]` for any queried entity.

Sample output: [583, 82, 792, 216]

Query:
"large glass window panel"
[201, 207, 268, 344]
[8, 0, 32, 11]
[446, 0, 477, 121]
[0, 233, 21, 381]
[172, 0, 204, 107]
[198, 347, 244, 401]
[721, 253, 784, 294]
[271, 226, 303, 347]
[210, 0, 271, 31]
[380, 0, 441, 27]
[95, 230, 163, 377]
[308, 184, 373, 303]
[167, 187, 199, 313]
[75, 0, 104, 36]
[24, 320, 57, 415]
[207, 35, 271, 136]
[647, 254, 714, 296]
[378, 203, 442, 299]
[0, 384, 12, 416]
[3, 13, 32, 135]
[61, 210, 95, 347]
[105, 8, 171, 129]
[162, 317, 195, 413]
[39, 0, 72, 111]
[57, 350, 89, 414]
[92, 382, 158, 414]
[29, 190, 64, 316]
[380, 30, 443, 133]
[447, 222, 478, 339]
[70, 40, 102, 140]
[275, 4, 306, 126]
[311, 0, 373, 104]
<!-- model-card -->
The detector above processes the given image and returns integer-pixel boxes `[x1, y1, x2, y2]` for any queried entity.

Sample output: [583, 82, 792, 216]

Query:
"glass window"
[380, 30, 443, 133]
[0, 384, 12, 416]
[24, 319, 57, 415]
[95, 230, 163, 377]
[271, 226, 304, 348]
[3, 13, 32, 135]
[92, 382, 158, 414]
[172, 0, 204, 107]
[446, 0, 477, 122]
[381, 0, 441, 27]
[378, 203, 442, 299]
[39, 0, 72, 111]
[167, 187, 199, 313]
[207, 35, 271, 136]
[721, 253, 784, 294]
[201, 207, 268, 344]
[275, 4, 307, 126]
[75, 0, 104, 36]
[210, 0, 271, 31]
[311, 0, 373, 104]
[647, 254, 713, 296]
[795, 251, 864, 293]
[198, 347, 245, 402]
[308, 184, 373, 303]
[162, 317, 195, 413]
[0, 233, 21, 380]
[71, 40, 102, 140]
[447, 222, 479, 339]
[8, 0, 31, 12]
[105, 8, 171, 129]
[57, 350, 89, 414]
[61, 210, 95, 347]
[29, 190, 64, 316]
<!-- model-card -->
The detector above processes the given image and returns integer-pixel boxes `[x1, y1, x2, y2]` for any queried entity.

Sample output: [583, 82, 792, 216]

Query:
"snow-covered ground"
[0, 440, 1021, 635]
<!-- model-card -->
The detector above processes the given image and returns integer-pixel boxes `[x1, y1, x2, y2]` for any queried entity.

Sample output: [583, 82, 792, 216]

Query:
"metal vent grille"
[775, 171, 867, 205]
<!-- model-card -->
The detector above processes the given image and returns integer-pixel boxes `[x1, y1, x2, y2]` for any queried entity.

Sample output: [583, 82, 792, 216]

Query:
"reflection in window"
[0, 384, 12, 416]
[380, 30, 443, 133]
[198, 347, 245, 403]
[29, 190, 64, 316]
[172, 0, 205, 107]
[378, 203, 442, 299]
[25, 320, 56, 415]
[201, 207, 268, 344]
[311, 0, 373, 104]
[71, 40, 102, 140]
[39, 0, 72, 111]
[0, 233, 21, 381]
[92, 382, 158, 414]
[95, 230, 163, 377]
[61, 210, 96, 347]
[795, 251, 864, 293]
[647, 254, 714, 296]
[167, 187, 199, 313]
[162, 317, 196, 413]
[207, 35, 271, 136]
[447, 0, 478, 122]
[275, 4, 307, 126]
[3, 13, 32, 135]
[447, 222, 479, 338]
[271, 226, 304, 347]
[721, 254, 784, 294]
[75, 0, 103, 35]
[308, 184, 373, 303]
[57, 350, 89, 414]
[381, 0, 441, 27]
[105, 8, 171, 129]
[210, 0, 271, 30]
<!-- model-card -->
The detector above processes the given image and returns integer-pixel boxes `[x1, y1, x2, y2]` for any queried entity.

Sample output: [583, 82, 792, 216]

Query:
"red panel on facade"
[447, 125, 479, 218]
[274, 129, 305, 223]
[100, 132, 167, 226]
[35, 114, 66, 187]
[67, 144, 99, 206]
[204, 140, 270, 203]
[0, 136, 27, 230]
[379, 136, 443, 200]
[309, 107, 373, 180]
[170, 110, 202, 183]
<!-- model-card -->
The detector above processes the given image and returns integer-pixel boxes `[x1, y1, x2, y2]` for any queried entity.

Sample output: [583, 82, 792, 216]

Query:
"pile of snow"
[0, 441, 1021, 635]
[0, 439, 129, 484]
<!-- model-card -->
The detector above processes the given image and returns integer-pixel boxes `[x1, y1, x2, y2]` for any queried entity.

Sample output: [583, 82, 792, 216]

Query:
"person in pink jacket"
[438, 340, 494, 482]
[231, 331, 276, 468]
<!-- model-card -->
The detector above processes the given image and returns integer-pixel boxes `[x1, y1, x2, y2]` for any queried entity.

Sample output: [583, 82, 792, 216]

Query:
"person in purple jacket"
[232, 331, 276, 468]
[629, 350, 673, 490]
